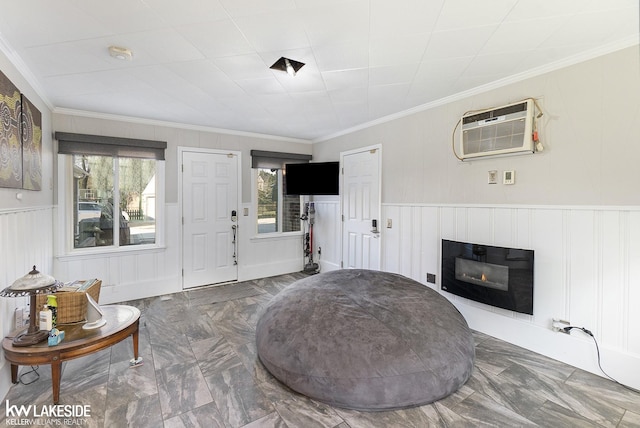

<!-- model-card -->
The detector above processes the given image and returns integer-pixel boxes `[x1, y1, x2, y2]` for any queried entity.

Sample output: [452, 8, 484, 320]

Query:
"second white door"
[182, 150, 239, 289]
[341, 146, 381, 270]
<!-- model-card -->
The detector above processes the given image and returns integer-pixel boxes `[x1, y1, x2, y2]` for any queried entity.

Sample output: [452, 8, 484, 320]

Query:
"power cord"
[563, 326, 640, 394]
[19, 366, 40, 385]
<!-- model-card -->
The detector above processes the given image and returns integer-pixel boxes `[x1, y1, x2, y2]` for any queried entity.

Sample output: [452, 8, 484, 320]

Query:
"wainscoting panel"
[493, 208, 514, 247]
[0, 207, 54, 284]
[600, 211, 625, 349]
[468, 207, 494, 245]
[54, 204, 183, 303]
[236, 202, 306, 281]
[409, 206, 423, 281]
[629, 211, 640, 355]
[568, 210, 598, 333]
[0, 206, 55, 401]
[530, 209, 566, 328]
[382, 205, 400, 273]
[377, 203, 640, 389]
[420, 207, 439, 290]
[311, 200, 341, 271]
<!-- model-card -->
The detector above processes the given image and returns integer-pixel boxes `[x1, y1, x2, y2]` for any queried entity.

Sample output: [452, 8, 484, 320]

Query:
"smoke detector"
[108, 46, 133, 61]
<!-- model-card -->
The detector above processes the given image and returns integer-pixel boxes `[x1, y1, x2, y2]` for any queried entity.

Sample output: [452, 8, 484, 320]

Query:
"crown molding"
[314, 36, 640, 143]
[53, 108, 312, 145]
[0, 34, 54, 111]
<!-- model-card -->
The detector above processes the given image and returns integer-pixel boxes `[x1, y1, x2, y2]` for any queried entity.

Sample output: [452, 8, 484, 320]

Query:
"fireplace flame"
[481, 273, 487, 282]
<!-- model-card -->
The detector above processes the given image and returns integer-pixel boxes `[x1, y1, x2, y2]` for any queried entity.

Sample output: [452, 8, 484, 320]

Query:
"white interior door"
[182, 150, 239, 289]
[341, 146, 381, 270]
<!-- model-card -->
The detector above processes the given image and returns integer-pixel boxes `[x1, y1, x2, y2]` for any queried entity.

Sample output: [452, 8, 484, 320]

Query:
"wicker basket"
[36, 280, 102, 324]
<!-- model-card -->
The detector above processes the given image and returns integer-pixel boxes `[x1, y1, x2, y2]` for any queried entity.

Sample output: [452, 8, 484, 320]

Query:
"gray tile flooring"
[2, 272, 640, 427]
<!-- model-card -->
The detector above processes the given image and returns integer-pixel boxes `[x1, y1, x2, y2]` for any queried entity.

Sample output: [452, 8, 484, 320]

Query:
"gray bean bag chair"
[256, 269, 475, 411]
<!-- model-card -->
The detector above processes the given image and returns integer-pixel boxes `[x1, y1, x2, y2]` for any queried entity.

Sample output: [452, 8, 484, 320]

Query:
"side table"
[2, 305, 140, 404]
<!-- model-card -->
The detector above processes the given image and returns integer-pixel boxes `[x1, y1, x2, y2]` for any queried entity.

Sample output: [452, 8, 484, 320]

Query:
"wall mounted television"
[285, 162, 339, 195]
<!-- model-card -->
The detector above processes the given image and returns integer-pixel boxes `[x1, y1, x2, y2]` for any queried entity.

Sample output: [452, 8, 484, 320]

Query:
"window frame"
[252, 167, 303, 237]
[58, 153, 165, 255]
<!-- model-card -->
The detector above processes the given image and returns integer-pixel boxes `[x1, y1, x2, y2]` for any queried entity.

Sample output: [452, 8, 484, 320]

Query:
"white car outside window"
[78, 202, 102, 221]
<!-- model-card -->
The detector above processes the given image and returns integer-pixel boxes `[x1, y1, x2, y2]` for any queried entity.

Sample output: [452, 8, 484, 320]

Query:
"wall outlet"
[552, 318, 570, 333]
[426, 273, 436, 284]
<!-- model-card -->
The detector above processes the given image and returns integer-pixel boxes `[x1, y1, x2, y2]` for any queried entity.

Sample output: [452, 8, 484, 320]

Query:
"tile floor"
[2, 272, 640, 427]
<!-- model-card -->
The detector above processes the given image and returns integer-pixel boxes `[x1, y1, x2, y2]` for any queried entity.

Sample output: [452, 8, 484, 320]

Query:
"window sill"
[57, 244, 166, 261]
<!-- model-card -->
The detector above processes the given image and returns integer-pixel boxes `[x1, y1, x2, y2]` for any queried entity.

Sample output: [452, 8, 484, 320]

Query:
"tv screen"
[285, 162, 339, 195]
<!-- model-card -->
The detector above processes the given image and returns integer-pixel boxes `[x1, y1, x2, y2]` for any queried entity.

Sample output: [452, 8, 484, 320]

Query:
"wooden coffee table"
[2, 305, 140, 404]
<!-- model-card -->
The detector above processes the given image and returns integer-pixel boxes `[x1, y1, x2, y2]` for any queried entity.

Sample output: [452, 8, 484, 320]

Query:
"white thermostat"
[503, 170, 515, 185]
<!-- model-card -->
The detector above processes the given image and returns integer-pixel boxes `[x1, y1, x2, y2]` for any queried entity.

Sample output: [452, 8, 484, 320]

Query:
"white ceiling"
[0, 0, 638, 142]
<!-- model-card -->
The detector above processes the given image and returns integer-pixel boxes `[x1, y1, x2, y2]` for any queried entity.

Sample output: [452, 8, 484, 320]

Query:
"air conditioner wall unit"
[460, 99, 535, 160]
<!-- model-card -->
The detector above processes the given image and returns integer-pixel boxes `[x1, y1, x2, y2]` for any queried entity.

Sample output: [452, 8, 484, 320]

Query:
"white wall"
[310, 197, 342, 272]
[381, 204, 640, 390]
[314, 46, 640, 206]
[52, 114, 312, 302]
[0, 47, 54, 401]
[312, 45, 640, 389]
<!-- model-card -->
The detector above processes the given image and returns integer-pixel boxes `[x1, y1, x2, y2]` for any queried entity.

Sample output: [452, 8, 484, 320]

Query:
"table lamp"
[0, 266, 63, 346]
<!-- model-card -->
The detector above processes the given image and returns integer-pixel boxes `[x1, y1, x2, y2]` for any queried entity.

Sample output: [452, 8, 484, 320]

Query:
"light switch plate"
[488, 170, 498, 184]
[503, 170, 515, 185]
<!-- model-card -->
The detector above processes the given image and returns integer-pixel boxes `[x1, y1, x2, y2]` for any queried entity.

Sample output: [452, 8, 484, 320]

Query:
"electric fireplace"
[441, 239, 534, 315]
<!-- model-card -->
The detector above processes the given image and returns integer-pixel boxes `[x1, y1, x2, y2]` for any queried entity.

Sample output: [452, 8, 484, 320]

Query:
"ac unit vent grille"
[462, 102, 527, 125]
[463, 119, 526, 155]
[459, 99, 535, 160]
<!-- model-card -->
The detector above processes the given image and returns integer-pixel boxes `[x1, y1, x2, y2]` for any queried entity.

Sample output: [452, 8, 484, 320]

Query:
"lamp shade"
[1, 266, 64, 346]
[0, 266, 61, 297]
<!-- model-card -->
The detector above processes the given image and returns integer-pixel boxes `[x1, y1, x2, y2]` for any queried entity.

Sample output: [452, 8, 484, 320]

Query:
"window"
[57, 132, 166, 250]
[256, 168, 301, 234]
[73, 155, 157, 248]
[251, 150, 311, 235]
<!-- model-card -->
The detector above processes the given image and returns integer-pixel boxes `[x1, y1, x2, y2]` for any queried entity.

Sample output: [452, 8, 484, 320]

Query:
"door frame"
[340, 144, 382, 269]
[178, 146, 242, 289]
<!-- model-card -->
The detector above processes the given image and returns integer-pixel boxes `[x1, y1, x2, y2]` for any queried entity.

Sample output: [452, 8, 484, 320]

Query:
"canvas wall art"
[21, 94, 42, 190]
[0, 70, 22, 189]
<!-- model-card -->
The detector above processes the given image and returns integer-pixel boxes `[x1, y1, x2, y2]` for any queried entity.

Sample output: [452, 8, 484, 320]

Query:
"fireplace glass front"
[441, 239, 534, 315]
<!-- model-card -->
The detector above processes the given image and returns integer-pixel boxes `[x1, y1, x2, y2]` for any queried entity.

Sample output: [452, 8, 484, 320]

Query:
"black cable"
[19, 366, 40, 385]
[563, 326, 640, 394]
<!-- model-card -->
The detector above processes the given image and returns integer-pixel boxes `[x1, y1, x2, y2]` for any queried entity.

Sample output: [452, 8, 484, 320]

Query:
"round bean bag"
[256, 269, 475, 411]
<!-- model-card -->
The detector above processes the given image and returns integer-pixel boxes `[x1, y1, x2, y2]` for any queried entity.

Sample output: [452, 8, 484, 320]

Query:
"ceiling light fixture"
[270, 57, 305, 77]
[108, 45, 133, 61]
[285, 59, 295, 76]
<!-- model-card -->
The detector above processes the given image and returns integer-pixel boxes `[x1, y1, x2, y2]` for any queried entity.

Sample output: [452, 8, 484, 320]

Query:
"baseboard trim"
[453, 299, 640, 390]
[238, 259, 304, 282]
[99, 276, 182, 304]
